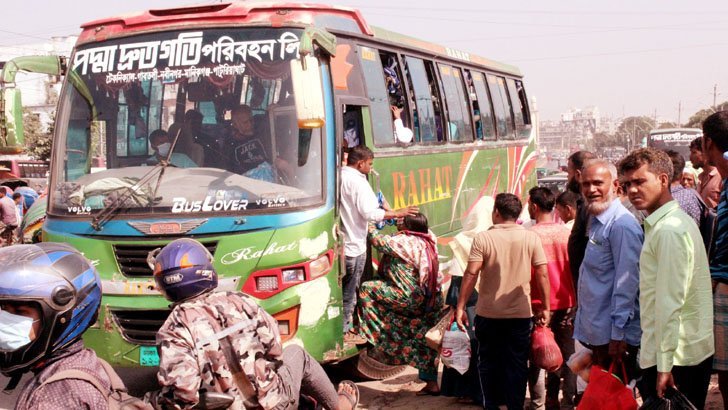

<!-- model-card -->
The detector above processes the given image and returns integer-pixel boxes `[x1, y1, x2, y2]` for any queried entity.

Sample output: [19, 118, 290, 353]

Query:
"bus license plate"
[139, 346, 160, 366]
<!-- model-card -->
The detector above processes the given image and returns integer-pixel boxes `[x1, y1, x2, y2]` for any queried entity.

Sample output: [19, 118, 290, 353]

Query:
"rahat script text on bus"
[391, 165, 453, 209]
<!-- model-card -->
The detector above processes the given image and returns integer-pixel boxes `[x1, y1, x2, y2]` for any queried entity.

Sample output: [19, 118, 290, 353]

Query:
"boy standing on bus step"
[340, 145, 417, 338]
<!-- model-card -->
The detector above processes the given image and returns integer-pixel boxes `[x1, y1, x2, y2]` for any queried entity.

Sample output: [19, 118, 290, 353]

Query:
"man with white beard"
[573, 159, 644, 383]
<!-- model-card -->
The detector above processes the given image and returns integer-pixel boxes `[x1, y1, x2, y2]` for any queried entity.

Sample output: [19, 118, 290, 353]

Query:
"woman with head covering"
[681, 164, 699, 189]
[353, 213, 444, 395]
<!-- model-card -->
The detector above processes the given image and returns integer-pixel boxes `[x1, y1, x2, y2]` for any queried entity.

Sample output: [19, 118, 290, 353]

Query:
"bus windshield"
[50, 27, 325, 218]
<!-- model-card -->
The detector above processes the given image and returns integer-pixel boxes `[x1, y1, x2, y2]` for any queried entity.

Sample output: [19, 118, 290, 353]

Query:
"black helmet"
[149, 238, 217, 303]
[0, 243, 102, 376]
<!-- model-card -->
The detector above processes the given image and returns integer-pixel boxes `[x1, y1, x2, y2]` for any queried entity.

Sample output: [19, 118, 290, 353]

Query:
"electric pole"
[678, 101, 681, 126]
[714, 84, 718, 110]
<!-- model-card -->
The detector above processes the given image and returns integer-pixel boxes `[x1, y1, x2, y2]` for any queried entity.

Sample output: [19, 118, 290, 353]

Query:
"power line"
[509, 42, 728, 62]
[347, 5, 728, 16]
[440, 21, 728, 43]
[0, 29, 52, 42]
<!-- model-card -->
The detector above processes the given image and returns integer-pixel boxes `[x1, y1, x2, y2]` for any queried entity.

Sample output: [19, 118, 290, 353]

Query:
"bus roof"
[649, 128, 702, 135]
[76, 1, 522, 77]
[369, 25, 521, 76]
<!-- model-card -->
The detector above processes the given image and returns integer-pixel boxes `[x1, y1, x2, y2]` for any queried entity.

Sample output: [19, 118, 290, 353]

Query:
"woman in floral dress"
[355, 213, 444, 395]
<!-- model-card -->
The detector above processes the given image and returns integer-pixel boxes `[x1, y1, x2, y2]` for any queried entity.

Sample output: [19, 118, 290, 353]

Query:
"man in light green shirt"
[619, 148, 714, 409]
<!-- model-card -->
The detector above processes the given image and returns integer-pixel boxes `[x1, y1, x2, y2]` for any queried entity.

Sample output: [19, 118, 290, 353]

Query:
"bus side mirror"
[290, 55, 325, 129]
[0, 88, 25, 153]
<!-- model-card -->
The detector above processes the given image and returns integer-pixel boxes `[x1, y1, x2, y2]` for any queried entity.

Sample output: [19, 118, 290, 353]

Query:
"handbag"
[425, 309, 453, 350]
[577, 362, 638, 410]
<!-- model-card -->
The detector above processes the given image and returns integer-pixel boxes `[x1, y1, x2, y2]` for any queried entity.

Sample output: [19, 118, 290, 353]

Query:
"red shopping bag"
[577, 362, 638, 410]
[530, 325, 563, 372]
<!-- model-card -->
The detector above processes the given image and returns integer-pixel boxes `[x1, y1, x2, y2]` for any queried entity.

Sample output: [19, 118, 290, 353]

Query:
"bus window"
[403, 56, 438, 143]
[487, 74, 515, 139]
[424, 62, 446, 142]
[358, 46, 395, 146]
[506, 78, 531, 139]
[438, 64, 473, 142]
[469, 71, 496, 141]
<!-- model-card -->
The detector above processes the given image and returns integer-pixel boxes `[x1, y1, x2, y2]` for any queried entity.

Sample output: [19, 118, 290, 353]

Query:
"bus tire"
[352, 349, 407, 380]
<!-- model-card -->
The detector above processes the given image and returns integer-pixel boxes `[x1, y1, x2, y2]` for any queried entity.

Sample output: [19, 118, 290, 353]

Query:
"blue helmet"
[0, 243, 101, 376]
[150, 239, 217, 303]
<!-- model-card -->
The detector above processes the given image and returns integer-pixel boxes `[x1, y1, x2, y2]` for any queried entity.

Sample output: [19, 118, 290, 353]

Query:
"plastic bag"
[531, 325, 563, 372]
[578, 363, 638, 410]
[441, 323, 470, 375]
[639, 387, 698, 410]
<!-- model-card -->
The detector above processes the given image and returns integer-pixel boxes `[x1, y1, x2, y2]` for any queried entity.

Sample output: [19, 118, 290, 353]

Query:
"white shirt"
[394, 119, 413, 143]
[340, 166, 385, 257]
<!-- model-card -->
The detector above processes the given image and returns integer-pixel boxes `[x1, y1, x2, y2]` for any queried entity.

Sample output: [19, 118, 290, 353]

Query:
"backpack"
[697, 194, 717, 256]
[39, 358, 152, 410]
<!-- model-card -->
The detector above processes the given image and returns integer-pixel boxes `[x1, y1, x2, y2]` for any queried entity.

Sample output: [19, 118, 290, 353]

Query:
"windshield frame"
[48, 26, 331, 219]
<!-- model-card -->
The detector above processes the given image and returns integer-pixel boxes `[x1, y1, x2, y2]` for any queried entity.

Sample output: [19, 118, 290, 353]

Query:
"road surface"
[0, 364, 723, 409]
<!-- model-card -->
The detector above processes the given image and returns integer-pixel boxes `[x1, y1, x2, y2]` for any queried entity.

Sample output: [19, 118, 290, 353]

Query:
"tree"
[685, 101, 728, 128]
[617, 116, 655, 149]
[23, 109, 53, 161]
[658, 121, 678, 129]
[592, 131, 620, 150]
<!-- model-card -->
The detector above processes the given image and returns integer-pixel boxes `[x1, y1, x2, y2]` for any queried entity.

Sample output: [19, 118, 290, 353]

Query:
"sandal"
[338, 380, 359, 409]
[343, 331, 367, 345]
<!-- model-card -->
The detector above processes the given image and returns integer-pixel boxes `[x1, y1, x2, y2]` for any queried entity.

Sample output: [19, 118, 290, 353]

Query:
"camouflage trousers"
[273, 345, 339, 410]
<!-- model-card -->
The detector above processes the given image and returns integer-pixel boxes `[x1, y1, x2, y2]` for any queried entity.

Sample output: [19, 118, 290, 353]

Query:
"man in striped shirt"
[701, 111, 728, 406]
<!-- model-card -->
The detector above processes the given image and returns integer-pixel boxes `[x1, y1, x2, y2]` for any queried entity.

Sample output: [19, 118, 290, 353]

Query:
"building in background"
[0, 36, 77, 130]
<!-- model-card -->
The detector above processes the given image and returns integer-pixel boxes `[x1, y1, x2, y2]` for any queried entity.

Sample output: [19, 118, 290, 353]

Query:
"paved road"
[1, 365, 723, 409]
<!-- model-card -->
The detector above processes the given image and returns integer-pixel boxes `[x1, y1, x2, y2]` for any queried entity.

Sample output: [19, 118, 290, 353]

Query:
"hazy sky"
[5, 0, 728, 122]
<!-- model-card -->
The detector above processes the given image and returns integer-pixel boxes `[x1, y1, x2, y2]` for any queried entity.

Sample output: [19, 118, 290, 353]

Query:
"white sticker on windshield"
[171, 196, 248, 213]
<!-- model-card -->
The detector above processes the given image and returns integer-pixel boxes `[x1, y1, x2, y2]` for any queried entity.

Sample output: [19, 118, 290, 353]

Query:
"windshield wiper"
[150, 127, 183, 200]
[90, 165, 164, 231]
[91, 128, 184, 231]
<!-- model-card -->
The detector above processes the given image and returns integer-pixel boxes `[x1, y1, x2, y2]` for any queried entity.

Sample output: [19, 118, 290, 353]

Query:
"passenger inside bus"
[147, 129, 197, 168]
[225, 105, 276, 182]
[168, 110, 206, 166]
[381, 53, 414, 144]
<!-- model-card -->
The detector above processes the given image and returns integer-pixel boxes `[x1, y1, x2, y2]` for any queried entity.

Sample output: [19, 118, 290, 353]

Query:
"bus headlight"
[242, 251, 334, 299]
[282, 268, 305, 283]
[255, 276, 279, 292]
[309, 254, 331, 279]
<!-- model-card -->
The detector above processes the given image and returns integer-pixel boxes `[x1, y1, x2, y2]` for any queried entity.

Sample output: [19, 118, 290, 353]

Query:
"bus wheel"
[351, 349, 407, 380]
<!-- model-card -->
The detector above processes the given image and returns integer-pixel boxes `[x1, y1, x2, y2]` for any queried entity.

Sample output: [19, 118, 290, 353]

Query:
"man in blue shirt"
[148, 129, 197, 169]
[702, 111, 728, 405]
[574, 159, 643, 381]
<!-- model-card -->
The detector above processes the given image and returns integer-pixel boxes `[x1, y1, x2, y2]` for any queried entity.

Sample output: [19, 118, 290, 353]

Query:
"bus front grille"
[113, 242, 218, 277]
[109, 309, 171, 346]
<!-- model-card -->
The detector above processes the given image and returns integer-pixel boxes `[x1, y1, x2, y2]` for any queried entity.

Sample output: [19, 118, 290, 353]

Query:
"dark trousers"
[639, 356, 713, 410]
[475, 316, 532, 410]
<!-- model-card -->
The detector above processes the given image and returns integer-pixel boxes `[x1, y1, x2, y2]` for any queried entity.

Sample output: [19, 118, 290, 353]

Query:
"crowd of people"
[1, 112, 728, 410]
[340, 112, 728, 409]
[0, 184, 39, 247]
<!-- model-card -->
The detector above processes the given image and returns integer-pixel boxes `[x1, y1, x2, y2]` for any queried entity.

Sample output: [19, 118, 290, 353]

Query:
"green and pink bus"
[32, 2, 536, 373]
